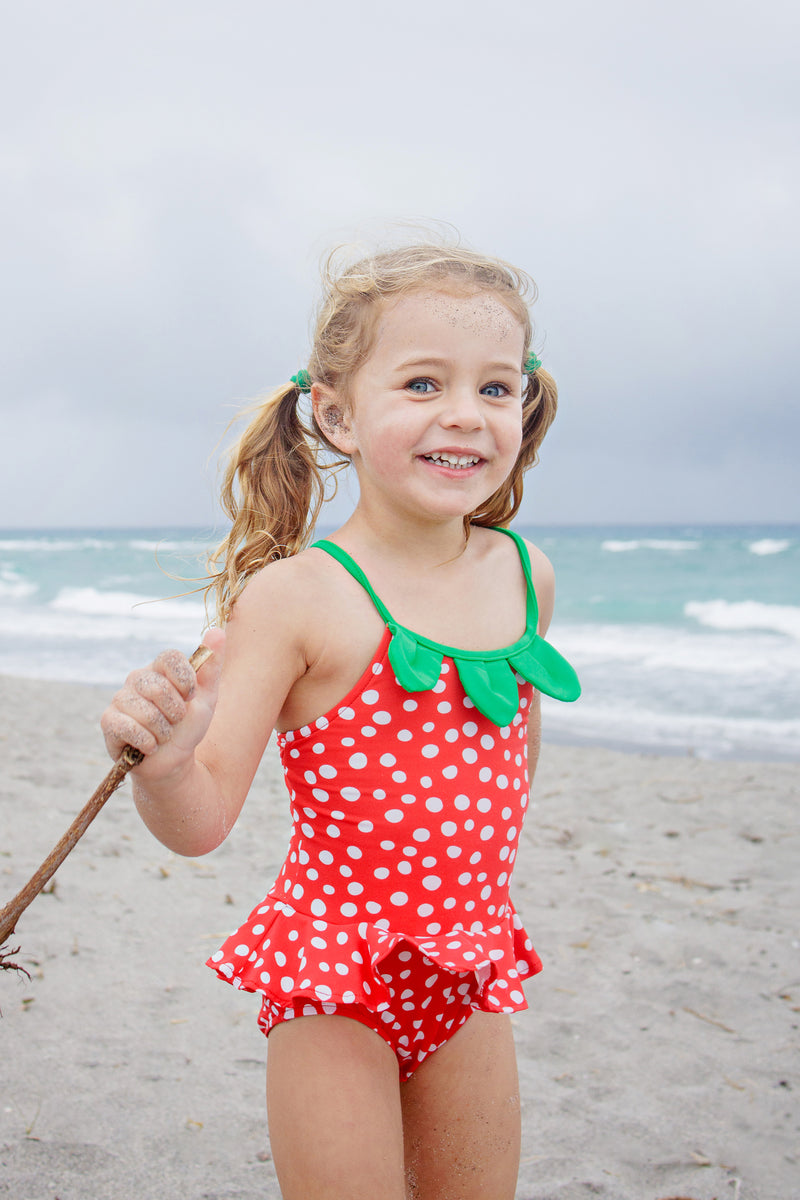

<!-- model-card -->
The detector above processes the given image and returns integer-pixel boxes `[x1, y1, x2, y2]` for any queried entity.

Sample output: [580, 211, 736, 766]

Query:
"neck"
[335, 504, 471, 568]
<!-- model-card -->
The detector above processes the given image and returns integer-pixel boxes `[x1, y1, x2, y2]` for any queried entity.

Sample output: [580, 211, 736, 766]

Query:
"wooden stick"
[0, 645, 213, 975]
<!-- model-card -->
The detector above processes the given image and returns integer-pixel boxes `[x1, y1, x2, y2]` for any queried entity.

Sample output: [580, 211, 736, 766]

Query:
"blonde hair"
[207, 242, 558, 623]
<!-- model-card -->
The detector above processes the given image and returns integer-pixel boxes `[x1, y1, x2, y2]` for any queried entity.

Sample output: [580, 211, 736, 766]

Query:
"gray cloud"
[1, 0, 797, 527]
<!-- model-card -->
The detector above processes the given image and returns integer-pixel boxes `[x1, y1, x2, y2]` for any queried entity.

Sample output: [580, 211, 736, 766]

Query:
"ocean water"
[0, 524, 797, 762]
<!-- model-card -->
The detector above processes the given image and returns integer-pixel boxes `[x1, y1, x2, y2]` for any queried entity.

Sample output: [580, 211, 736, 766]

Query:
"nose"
[440, 386, 487, 432]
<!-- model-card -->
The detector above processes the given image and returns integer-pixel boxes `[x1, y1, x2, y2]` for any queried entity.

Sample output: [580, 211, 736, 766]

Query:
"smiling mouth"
[422, 451, 483, 470]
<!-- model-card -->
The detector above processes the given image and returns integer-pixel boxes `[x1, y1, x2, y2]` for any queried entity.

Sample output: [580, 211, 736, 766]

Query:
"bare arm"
[526, 540, 555, 783]
[100, 561, 311, 857]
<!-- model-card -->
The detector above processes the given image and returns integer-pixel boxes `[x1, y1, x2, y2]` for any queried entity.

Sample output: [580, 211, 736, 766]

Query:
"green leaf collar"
[312, 528, 581, 727]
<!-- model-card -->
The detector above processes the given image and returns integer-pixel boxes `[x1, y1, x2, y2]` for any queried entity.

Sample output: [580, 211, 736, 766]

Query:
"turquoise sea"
[0, 524, 797, 762]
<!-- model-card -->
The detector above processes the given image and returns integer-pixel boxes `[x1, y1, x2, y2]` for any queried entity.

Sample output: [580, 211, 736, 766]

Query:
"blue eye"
[407, 378, 436, 395]
[481, 383, 509, 398]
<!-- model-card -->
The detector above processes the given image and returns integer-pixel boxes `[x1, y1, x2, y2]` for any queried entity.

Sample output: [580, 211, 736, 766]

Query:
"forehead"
[372, 288, 524, 354]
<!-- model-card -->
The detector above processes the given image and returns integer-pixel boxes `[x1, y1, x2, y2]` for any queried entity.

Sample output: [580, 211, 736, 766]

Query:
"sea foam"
[685, 599, 800, 640]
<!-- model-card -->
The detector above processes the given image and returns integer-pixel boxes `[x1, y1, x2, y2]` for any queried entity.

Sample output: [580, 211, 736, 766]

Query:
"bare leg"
[266, 1014, 407, 1200]
[401, 1012, 521, 1200]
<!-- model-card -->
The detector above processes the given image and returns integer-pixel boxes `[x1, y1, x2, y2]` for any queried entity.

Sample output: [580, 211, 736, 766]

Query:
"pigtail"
[469, 365, 558, 531]
[206, 381, 347, 624]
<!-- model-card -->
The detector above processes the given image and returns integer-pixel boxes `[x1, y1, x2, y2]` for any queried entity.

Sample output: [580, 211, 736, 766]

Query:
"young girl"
[101, 242, 580, 1200]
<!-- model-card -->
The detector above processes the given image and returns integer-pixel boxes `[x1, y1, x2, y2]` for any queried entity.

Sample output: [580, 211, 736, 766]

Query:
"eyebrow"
[394, 356, 521, 374]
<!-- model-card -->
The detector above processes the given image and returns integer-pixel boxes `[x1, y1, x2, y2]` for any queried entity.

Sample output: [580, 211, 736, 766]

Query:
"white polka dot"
[463, 721, 478, 736]
[477, 797, 492, 813]
[425, 797, 443, 813]
[397, 861, 412, 875]
[462, 748, 478, 764]
[380, 752, 396, 767]
[340, 902, 358, 918]
[361, 726, 377, 737]
[497, 775, 509, 789]
[421, 744, 439, 758]
[347, 881, 364, 896]
[340, 786, 360, 802]
[422, 856, 437, 868]
[454, 795, 470, 810]
[390, 892, 408, 906]
[338, 707, 355, 720]
[441, 821, 458, 837]
[413, 828, 431, 842]
[303, 770, 317, 784]
[349, 752, 368, 769]
[326, 824, 341, 839]
[397, 729, 413, 742]
[458, 872, 472, 886]
[358, 820, 374, 832]
[365, 901, 382, 914]
[281, 975, 295, 991]
[373, 711, 392, 725]
[234, 944, 249, 956]
[315, 984, 333, 1001]
[402, 699, 418, 711]
[446, 845, 462, 858]
[310, 899, 326, 916]
[312, 788, 330, 802]
[291, 884, 304, 900]
[385, 809, 404, 824]
[347, 845, 363, 859]
[445, 729, 459, 743]
[479, 767, 493, 783]
[417, 902, 434, 917]
[442, 765, 458, 779]
[362, 690, 380, 704]
[319, 764, 338, 779]
[374, 867, 390, 880]
[422, 875, 442, 891]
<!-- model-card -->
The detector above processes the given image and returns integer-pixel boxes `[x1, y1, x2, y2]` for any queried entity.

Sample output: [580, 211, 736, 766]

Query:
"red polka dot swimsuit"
[208, 528, 580, 1080]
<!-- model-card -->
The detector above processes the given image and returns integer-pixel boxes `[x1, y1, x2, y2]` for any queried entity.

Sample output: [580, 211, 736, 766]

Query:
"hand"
[100, 628, 226, 782]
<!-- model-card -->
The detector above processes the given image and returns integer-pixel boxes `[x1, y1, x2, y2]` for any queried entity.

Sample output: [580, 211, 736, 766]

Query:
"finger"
[133, 668, 189, 726]
[152, 648, 198, 699]
[101, 706, 160, 758]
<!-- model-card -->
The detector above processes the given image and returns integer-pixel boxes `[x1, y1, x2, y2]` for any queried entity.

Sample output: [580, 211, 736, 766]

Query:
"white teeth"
[425, 452, 481, 469]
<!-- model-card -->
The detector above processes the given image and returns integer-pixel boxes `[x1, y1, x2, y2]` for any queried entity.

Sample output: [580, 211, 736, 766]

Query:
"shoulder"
[520, 535, 555, 636]
[226, 548, 336, 645]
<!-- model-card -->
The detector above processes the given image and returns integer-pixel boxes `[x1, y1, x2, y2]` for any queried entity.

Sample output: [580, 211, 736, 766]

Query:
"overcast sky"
[1, 0, 797, 529]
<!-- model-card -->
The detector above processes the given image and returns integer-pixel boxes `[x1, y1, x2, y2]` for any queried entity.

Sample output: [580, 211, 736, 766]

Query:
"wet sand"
[1, 675, 797, 1199]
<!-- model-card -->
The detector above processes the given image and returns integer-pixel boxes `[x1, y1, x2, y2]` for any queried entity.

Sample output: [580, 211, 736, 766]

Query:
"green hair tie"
[291, 370, 312, 393]
[524, 352, 542, 375]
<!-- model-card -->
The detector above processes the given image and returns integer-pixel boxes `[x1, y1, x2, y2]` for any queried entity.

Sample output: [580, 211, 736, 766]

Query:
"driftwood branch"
[0, 644, 213, 976]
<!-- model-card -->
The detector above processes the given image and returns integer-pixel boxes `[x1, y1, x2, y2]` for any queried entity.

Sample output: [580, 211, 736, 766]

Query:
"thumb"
[196, 626, 226, 694]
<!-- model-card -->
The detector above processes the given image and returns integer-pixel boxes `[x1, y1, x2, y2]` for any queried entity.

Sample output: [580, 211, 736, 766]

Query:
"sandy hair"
[207, 242, 558, 623]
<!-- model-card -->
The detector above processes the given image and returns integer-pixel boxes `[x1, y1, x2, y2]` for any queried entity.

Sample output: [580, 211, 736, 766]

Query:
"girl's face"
[318, 288, 526, 527]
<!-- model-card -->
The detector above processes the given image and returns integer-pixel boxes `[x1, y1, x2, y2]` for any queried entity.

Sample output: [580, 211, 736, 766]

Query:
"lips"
[422, 451, 483, 470]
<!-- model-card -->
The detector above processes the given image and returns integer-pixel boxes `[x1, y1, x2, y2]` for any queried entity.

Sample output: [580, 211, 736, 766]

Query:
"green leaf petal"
[509, 636, 581, 702]
[454, 657, 520, 727]
[388, 626, 444, 691]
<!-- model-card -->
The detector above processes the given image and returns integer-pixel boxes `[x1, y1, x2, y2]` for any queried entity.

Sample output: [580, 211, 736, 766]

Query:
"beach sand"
[1, 676, 797, 1199]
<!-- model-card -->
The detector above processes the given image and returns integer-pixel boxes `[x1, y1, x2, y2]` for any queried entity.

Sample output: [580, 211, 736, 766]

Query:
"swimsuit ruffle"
[207, 894, 542, 1015]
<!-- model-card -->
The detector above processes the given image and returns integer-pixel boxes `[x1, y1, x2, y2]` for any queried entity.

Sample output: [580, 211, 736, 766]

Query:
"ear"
[312, 384, 356, 455]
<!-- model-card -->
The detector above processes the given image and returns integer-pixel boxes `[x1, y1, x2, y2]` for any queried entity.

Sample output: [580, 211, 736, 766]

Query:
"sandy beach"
[1, 675, 797, 1200]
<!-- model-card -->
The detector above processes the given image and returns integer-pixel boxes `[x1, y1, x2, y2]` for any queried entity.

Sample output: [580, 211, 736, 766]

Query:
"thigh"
[266, 1014, 407, 1200]
[400, 1011, 521, 1200]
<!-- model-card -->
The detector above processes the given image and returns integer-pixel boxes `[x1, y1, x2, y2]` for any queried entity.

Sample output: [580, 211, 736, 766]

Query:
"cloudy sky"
[1, 0, 797, 529]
